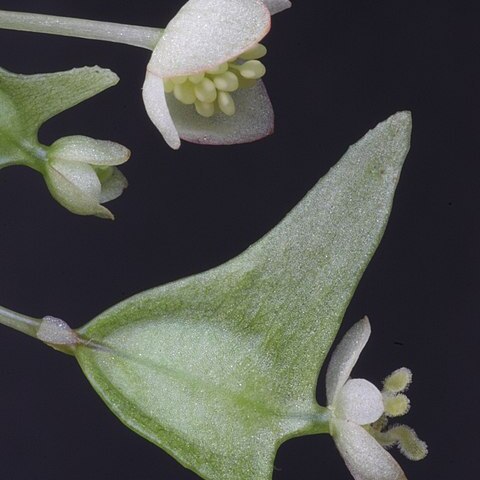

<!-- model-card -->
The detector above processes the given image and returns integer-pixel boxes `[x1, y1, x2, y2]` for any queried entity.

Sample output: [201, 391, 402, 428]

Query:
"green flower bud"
[44, 136, 130, 219]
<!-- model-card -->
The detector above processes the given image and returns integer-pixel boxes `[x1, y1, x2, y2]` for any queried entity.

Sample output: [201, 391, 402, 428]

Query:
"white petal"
[335, 379, 384, 425]
[332, 419, 407, 480]
[50, 159, 101, 199]
[326, 317, 371, 405]
[143, 71, 181, 149]
[263, 0, 292, 15]
[49, 136, 130, 166]
[148, 0, 271, 78]
[99, 168, 128, 203]
[165, 81, 273, 145]
[45, 161, 112, 219]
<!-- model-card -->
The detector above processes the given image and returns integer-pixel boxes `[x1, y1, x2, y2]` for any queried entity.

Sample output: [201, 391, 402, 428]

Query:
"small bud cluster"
[163, 43, 267, 118]
[367, 368, 428, 461]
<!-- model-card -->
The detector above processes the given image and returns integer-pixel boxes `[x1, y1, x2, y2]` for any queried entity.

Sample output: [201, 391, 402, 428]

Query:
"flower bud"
[44, 136, 130, 219]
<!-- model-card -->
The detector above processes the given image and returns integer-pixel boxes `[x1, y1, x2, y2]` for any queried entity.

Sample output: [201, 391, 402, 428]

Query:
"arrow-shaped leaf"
[75, 112, 412, 480]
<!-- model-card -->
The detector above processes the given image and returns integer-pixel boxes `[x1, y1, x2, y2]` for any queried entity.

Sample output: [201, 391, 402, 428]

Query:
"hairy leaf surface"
[76, 112, 412, 480]
[0, 66, 118, 168]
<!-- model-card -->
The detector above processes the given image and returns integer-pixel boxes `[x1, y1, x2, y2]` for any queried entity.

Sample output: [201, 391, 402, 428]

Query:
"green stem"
[0, 10, 163, 50]
[0, 305, 83, 356]
[0, 304, 42, 339]
[0, 136, 48, 172]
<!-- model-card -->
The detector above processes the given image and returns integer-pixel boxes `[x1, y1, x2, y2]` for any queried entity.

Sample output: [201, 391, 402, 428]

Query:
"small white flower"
[143, 0, 291, 149]
[326, 318, 427, 480]
[45, 136, 130, 219]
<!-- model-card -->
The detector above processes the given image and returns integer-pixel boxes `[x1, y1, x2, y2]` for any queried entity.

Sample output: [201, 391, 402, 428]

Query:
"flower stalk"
[0, 9, 163, 50]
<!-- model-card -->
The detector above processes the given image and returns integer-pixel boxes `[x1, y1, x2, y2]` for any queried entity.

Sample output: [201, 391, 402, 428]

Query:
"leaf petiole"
[0, 304, 42, 339]
[0, 305, 107, 355]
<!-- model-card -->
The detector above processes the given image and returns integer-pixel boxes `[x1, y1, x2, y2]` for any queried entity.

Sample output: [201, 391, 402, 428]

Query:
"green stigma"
[163, 43, 267, 118]
[383, 367, 412, 393]
[366, 367, 428, 462]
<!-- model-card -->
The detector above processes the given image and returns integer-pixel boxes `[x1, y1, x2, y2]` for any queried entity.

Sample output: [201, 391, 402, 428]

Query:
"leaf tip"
[385, 110, 412, 138]
[90, 65, 120, 87]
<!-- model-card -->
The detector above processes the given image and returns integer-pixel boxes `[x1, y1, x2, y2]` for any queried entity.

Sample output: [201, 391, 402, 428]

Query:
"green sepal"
[75, 112, 412, 480]
[0, 66, 118, 170]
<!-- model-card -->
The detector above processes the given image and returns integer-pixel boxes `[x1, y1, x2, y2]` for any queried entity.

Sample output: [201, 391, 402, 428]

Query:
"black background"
[0, 1, 477, 479]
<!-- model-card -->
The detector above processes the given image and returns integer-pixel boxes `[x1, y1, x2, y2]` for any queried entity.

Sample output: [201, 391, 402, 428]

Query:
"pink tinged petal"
[143, 71, 181, 149]
[335, 379, 384, 425]
[165, 81, 273, 145]
[263, 0, 292, 15]
[326, 317, 371, 406]
[332, 419, 407, 480]
[148, 0, 271, 78]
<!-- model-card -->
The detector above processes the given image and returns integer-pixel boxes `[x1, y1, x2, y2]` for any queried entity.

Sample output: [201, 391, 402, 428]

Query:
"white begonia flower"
[44, 136, 130, 220]
[326, 318, 428, 480]
[143, 0, 291, 149]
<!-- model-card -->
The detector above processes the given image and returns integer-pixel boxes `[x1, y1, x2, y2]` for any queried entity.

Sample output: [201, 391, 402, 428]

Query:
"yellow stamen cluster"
[163, 43, 267, 118]
[366, 367, 428, 461]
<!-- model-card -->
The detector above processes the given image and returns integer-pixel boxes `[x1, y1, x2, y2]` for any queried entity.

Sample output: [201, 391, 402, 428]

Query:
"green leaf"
[0, 66, 118, 169]
[75, 112, 412, 480]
